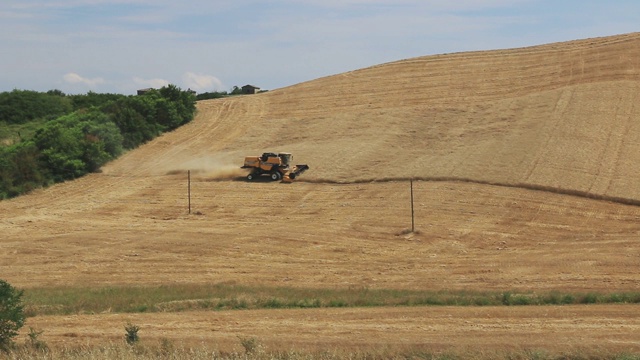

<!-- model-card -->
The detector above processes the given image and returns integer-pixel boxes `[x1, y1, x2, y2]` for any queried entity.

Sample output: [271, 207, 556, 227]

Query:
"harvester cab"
[241, 152, 309, 182]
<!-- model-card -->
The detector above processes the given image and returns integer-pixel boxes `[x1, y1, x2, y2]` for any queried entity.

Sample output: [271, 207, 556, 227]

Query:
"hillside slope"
[103, 32, 640, 202]
[263, 32, 640, 196]
[5, 34, 640, 353]
[2, 33, 640, 293]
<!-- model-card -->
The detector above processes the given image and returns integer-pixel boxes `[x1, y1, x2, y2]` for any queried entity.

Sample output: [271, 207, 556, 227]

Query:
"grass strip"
[21, 285, 640, 316]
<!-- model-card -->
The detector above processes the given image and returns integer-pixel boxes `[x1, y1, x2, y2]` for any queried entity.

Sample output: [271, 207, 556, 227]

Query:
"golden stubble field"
[2, 32, 640, 354]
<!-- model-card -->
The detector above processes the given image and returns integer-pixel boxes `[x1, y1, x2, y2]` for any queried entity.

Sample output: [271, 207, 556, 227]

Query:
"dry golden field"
[3, 32, 640, 356]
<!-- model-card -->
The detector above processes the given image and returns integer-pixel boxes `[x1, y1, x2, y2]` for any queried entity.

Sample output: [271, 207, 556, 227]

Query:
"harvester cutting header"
[241, 152, 309, 182]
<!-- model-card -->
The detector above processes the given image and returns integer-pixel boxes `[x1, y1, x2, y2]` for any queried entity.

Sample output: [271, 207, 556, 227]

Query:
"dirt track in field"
[3, 33, 640, 353]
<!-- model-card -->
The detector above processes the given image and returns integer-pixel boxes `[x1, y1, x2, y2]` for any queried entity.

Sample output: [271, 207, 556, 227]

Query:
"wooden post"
[188, 170, 191, 214]
[410, 179, 415, 233]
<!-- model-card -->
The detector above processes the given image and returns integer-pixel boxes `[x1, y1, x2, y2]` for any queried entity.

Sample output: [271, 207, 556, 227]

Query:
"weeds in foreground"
[4, 340, 640, 360]
[238, 336, 263, 355]
[26, 327, 47, 351]
[124, 323, 140, 345]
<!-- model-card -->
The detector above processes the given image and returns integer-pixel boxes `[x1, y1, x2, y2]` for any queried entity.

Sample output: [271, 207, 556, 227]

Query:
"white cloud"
[133, 76, 170, 89]
[182, 72, 224, 92]
[63, 73, 105, 87]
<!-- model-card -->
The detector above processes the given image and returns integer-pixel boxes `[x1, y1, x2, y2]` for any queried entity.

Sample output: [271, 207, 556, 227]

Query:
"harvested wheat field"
[3, 32, 640, 357]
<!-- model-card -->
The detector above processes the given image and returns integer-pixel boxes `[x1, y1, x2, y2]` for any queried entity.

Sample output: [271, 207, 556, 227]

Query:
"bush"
[501, 291, 512, 305]
[0, 141, 46, 198]
[27, 327, 47, 351]
[238, 336, 261, 355]
[69, 91, 125, 111]
[196, 91, 227, 100]
[0, 90, 72, 124]
[560, 294, 575, 304]
[124, 323, 140, 345]
[104, 85, 195, 149]
[34, 110, 123, 181]
[0, 279, 25, 351]
[581, 293, 599, 304]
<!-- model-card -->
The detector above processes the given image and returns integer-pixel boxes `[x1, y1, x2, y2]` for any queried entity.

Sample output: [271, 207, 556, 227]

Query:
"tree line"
[194, 85, 244, 101]
[0, 86, 196, 199]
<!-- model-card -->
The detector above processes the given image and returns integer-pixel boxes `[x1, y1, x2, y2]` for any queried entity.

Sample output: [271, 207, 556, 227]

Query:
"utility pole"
[410, 179, 415, 233]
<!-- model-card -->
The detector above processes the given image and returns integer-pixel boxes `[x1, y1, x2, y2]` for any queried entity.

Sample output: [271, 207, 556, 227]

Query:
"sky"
[1, 0, 638, 95]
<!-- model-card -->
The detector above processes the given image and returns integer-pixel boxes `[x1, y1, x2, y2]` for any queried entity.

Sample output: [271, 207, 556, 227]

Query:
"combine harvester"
[241, 152, 309, 183]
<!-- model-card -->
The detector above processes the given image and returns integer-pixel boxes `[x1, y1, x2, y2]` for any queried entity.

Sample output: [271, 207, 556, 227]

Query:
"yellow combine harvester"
[241, 152, 309, 182]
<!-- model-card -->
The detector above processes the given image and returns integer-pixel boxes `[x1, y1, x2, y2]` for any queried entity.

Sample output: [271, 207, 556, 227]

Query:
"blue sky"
[1, 0, 638, 95]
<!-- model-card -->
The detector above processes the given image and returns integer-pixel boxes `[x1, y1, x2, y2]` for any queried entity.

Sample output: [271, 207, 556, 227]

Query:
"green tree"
[0, 147, 11, 199]
[104, 96, 163, 149]
[103, 85, 195, 149]
[158, 84, 196, 127]
[34, 117, 85, 181]
[0, 89, 72, 124]
[154, 97, 181, 130]
[0, 279, 25, 352]
[34, 110, 123, 181]
[70, 91, 125, 111]
[77, 111, 124, 172]
[196, 91, 227, 101]
[0, 142, 45, 198]
[0, 86, 195, 199]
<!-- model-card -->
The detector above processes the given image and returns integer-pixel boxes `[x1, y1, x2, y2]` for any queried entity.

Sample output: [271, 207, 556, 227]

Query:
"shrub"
[0, 90, 72, 124]
[510, 294, 533, 305]
[501, 291, 512, 305]
[581, 293, 599, 304]
[27, 327, 48, 351]
[264, 297, 284, 309]
[238, 336, 261, 355]
[124, 323, 140, 345]
[328, 299, 348, 307]
[34, 111, 123, 181]
[0, 279, 25, 351]
[560, 294, 575, 304]
[0, 141, 46, 198]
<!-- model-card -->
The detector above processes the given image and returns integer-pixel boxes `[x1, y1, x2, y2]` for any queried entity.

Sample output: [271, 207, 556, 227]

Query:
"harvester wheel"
[270, 172, 281, 181]
[247, 173, 256, 181]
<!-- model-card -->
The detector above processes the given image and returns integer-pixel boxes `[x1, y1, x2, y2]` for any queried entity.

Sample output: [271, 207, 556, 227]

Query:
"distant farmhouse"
[137, 88, 153, 96]
[242, 85, 260, 94]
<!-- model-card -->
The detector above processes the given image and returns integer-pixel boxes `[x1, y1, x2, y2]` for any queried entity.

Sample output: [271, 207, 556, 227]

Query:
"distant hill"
[105, 32, 640, 201]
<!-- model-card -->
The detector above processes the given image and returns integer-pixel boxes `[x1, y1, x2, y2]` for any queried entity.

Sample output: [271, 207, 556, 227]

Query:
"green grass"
[21, 284, 640, 317]
[0, 119, 47, 146]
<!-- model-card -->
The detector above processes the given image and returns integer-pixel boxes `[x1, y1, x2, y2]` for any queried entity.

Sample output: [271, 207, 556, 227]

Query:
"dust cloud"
[163, 155, 248, 180]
